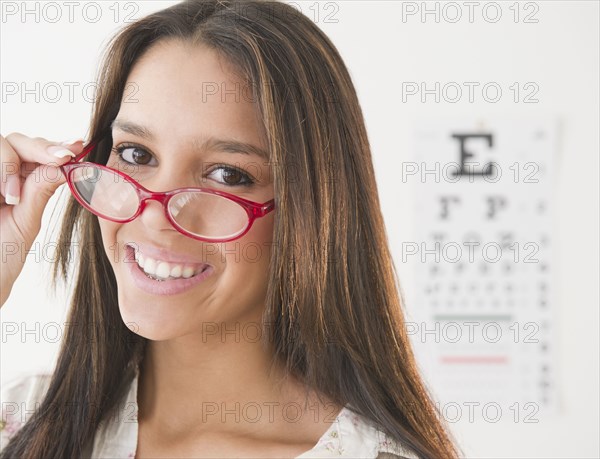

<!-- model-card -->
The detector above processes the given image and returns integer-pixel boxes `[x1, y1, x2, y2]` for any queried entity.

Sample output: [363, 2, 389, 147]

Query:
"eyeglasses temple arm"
[69, 142, 97, 164]
[258, 200, 275, 216]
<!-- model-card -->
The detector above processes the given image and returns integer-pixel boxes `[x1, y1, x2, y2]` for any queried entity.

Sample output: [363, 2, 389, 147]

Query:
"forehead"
[115, 39, 265, 146]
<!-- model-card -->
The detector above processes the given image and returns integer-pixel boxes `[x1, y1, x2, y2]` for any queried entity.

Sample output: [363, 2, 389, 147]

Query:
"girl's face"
[98, 40, 275, 341]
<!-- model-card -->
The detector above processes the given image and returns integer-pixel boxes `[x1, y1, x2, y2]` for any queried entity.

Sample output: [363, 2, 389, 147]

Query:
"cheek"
[97, 219, 121, 264]
[247, 212, 274, 267]
[222, 213, 273, 276]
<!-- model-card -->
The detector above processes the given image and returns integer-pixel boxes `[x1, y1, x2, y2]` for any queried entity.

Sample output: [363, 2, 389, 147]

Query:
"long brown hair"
[1, 1, 461, 457]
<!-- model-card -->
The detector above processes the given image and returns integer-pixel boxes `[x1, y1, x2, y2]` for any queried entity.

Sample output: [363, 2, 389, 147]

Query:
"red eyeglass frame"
[59, 141, 276, 243]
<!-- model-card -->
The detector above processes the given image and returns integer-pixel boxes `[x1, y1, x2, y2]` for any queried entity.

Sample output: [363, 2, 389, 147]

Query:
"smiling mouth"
[140, 266, 209, 282]
[142, 270, 169, 282]
[125, 244, 210, 282]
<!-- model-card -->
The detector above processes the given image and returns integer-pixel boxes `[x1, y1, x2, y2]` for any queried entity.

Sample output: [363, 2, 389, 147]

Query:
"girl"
[0, 1, 461, 457]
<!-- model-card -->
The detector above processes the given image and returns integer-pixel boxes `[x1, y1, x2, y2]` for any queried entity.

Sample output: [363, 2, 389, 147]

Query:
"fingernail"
[5, 193, 20, 205]
[47, 145, 77, 158]
[6, 174, 20, 205]
[60, 138, 85, 146]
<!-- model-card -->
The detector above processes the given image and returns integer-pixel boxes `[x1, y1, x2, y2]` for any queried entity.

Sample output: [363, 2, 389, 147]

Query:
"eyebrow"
[110, 119, 270, 160]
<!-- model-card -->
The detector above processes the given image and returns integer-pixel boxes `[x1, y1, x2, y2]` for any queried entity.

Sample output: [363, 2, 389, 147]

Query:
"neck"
[136, 321, 310, 436]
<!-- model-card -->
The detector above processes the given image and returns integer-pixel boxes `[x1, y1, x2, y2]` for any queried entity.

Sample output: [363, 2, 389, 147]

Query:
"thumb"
[11, 162, 67, 240]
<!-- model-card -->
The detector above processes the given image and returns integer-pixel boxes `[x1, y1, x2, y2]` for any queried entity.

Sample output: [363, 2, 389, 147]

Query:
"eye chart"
[406, 118, 560, 421]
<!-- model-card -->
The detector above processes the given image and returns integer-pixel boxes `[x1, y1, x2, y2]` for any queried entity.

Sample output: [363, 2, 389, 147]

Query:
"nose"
[136, 198, 176, 235]
[129, 168, 193, 235]
[134, 174, 180, 235]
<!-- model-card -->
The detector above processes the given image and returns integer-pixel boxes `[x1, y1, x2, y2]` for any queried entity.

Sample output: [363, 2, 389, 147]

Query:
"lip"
[125, 241, 210, 268]
[125, 245, 214, 296]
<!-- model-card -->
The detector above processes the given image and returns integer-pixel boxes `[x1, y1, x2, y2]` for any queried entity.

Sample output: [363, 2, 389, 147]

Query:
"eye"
[111, 144, 157, 166]
[207, 165, 255, 187]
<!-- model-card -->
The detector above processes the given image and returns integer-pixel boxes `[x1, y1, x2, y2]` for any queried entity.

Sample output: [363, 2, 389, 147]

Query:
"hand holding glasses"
[60, 142, 276, 243]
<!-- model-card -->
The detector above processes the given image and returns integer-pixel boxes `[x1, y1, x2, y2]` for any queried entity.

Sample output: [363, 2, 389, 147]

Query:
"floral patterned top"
[1, 369, 419, 458]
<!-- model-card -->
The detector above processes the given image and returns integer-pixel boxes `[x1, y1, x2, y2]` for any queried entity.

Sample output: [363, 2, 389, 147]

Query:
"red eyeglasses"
[60, 142, 275, 242]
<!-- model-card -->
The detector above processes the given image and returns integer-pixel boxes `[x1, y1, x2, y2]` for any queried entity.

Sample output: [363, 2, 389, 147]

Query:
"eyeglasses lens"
[70, 165, 249, 239]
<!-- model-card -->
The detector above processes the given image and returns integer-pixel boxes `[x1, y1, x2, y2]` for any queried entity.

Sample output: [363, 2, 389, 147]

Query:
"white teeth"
[170, 265, 182, 277]
[182, 266, 195, 278]
[144, 258, 157, 275]
[137, 252, 145, 269]
[156, 262, 171, 279]
[130, 246, 204, 280]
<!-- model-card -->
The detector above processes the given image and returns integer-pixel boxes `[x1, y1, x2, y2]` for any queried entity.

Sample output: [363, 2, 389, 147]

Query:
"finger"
[10, 162, 68, 241]
[0, 135, 22, 205]
[1, 134, 85, 206]
[4, 133, 85, 166]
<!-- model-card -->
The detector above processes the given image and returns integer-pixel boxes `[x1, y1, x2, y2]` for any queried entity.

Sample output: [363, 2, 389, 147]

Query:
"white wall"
[1, 1, 598, 457]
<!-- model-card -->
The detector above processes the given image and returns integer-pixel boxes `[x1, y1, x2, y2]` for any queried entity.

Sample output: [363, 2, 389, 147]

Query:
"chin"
[115, 291, 188, 341]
